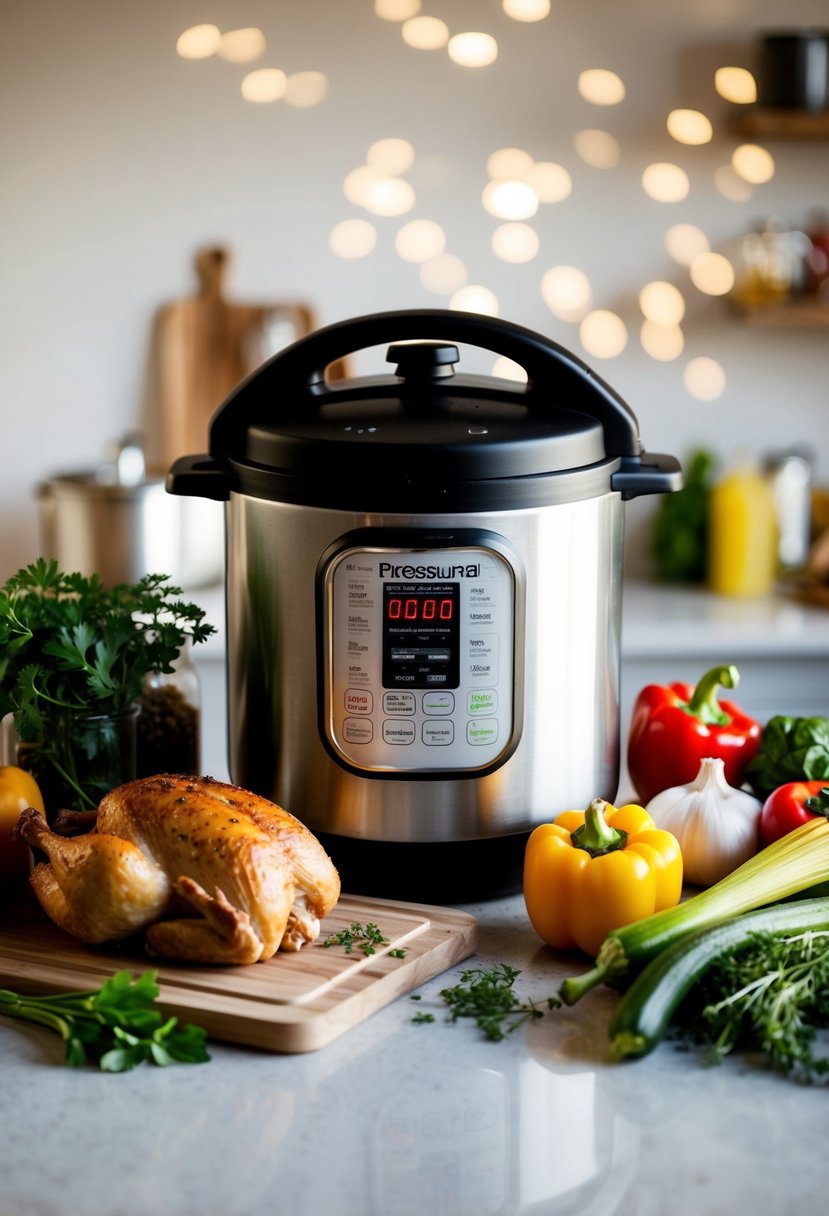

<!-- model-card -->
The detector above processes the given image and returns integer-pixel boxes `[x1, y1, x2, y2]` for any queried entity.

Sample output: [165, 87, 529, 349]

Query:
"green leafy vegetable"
[677, 929, 829, 1081]
[411, 1011, 436, 1025]
[649, 448, 715, 583]
[322, 921, 404, 958]
[0, 969, 210, 1071]
[0, 558, 215, 807]
[437, 964, 560, 1042]
[746, 715, 829, 801]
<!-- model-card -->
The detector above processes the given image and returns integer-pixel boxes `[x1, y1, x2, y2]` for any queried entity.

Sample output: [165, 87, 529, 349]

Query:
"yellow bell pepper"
[524, 797, 683, 957]
[0, 765, 45, 888]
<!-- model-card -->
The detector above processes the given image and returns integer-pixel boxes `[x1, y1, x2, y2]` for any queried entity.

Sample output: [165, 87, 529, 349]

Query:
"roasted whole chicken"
[16, 775, 340, 965]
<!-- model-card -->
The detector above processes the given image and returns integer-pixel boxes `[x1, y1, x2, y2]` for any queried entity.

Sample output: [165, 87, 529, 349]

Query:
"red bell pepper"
[759, 781, 829, 847]
[627, 664, 762, 804]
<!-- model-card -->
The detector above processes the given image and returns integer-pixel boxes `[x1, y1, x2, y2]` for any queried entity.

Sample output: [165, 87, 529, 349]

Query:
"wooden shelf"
[732, 107, 829, 139]
[731, 298, 829, 327]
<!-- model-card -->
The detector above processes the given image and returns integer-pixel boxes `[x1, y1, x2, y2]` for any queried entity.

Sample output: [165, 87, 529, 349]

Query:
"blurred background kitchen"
[3, 0, 829, 767]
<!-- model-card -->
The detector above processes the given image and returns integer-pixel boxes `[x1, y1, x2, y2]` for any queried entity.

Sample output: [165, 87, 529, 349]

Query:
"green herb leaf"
[746, 716, 829, 800]
[432, 964, 560, 1042]
[322, 921, 399, 958]
[0, 970, 210, 1072]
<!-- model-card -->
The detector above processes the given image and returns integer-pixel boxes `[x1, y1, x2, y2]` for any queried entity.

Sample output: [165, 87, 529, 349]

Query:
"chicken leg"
[17, 807, 171, 944]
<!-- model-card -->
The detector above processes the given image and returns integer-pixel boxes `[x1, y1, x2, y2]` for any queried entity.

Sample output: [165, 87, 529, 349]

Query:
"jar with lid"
[136, 641, 201, 777]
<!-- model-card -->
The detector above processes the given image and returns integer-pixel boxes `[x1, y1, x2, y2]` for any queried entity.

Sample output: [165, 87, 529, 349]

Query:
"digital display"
[386, 595, 455, 622]
[382, 581, 460, 689]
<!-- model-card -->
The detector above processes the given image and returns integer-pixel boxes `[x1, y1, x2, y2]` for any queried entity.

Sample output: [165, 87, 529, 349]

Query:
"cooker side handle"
[166, 454, 231, 501]
[208, 309, 646, 458]
[611, 452, 684, 500]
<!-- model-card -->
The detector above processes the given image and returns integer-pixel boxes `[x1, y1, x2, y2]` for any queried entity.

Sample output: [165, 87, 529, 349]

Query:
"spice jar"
[136, 642, 201, 777]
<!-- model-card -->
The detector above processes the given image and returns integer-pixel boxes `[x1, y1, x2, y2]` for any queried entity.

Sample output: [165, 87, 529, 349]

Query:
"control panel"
[320, 538, 520, 774]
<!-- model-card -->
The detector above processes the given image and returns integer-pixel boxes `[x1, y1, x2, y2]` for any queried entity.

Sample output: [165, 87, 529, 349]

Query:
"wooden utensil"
[0, 894, 477, 1054]
[155, 246, 337, 469]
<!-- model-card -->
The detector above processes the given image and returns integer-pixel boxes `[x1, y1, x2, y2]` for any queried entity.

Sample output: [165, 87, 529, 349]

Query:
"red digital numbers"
[386, 597, 454, 622]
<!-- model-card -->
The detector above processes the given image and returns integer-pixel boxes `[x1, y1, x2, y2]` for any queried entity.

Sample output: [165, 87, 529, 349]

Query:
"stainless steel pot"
[38, 448, 223, 590]
[168, 310, 681, 898]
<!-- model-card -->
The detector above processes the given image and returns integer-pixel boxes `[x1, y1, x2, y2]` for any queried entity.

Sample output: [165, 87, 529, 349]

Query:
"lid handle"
[209, 309, 643, 458]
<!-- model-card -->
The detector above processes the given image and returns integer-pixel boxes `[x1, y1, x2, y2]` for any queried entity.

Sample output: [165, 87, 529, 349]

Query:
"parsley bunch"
[0, 969, 210, 1071]
[0, 558, 214, 807]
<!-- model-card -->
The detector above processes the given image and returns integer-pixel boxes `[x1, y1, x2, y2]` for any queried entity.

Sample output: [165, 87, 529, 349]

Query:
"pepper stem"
[570, 799, 628, 858]
[805, 787, 829, 819]
[682, 664, 739, 727]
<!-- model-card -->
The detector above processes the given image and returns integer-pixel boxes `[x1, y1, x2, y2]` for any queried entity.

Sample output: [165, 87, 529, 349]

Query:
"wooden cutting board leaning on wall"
[155, 246, 346, 468]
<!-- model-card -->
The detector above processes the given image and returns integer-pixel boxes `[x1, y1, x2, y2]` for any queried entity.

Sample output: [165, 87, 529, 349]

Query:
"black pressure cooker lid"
[167, 310, 682, 509]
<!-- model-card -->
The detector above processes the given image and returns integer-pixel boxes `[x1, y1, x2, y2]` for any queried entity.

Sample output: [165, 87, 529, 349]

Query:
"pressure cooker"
[168, 310, 681, 899]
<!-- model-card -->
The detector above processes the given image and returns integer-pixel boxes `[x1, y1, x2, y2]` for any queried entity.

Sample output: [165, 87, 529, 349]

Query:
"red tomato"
[759, 780, 829, 847]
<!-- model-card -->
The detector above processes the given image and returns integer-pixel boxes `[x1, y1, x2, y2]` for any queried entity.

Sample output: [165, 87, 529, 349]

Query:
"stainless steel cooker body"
[168, 309, 681, 853]
[224, 487, 623, 843]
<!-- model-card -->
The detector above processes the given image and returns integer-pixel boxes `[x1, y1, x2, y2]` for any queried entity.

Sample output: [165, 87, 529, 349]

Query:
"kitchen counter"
[1, 889, 826, 1216]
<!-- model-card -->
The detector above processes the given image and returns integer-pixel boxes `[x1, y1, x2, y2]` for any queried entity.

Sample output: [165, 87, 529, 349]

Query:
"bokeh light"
[714, 164, 753, 202]
[684, 356, 726, 401]
[284, 71, 329, 107]
[375, 0, 421, 19]
[526, 162, 572, 202]
[361, 176, 416, 216]
[502, 0, 550, 20]
[486, 147, 534, 180]
[573, 130, 621, 169]
[402, 16, 449, 49]
[665, 223, 710, 266]
[666, 109, 713, 145]
[395, 219, 446, 262]
[491, 223, 540, 263]
[482, 180, 539, 220]
[641, 163, 690, 202]
[579, 310, 627, 358]
[641, 321, 685, 361]
[578, 69, 626, 105]
[329, 220, 378, 258]
[368, 138, 415, 174]
[448, 33, 498, 67]
[541, 265, 592, 320]
[639, 281, 686, 326]
[492, 355, 529, 381]
[241, 68, 288, 103]
[176, 24, 221, 59]
[420, 253, 468, 293]
[218, 28, 266, 63]
[715, 66, 757, 104]
[732, 143, 775, 184]
[344, 165, 387, 206]
[689, 252, 735, 295]
[450, 285, 499, 315]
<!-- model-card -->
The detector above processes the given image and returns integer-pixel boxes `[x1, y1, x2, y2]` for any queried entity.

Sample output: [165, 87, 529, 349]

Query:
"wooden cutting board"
[0, 895, 477, 1054]
[154, 246, 346, 469]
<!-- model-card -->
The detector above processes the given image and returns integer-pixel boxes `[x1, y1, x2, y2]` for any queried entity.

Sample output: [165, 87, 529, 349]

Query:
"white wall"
[2, 0, 828, 580]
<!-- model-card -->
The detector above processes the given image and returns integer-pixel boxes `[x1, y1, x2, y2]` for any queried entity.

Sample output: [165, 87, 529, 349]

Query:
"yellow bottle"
[708, 455, 778, 597]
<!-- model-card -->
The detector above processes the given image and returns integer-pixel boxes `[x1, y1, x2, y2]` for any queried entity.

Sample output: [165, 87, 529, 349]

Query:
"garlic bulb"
[645, 757, 761, 887]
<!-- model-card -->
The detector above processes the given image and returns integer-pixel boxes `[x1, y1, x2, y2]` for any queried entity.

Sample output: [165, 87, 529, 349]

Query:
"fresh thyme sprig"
[322, 921, 405, 958]
[678, 929, 829, 1081]
[430, 964, 560, 1042]
[0, 969, 210, 1071]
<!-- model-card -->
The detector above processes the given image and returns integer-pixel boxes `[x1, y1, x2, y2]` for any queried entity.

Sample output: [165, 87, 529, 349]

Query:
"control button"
[343, 717, 373, 744]
[426, 673, 448, 684]
[383, 691, 415, 715]
[467, 718, 499, 747]
[467, 634, 498, 683]
[467, 689, 497, 716]
[422, 692, 455, 715]
[466, 606, 496, 626]
[345, 688, 373, 715]
[383, 720, 416, 745]
[423, 721, 455, 746]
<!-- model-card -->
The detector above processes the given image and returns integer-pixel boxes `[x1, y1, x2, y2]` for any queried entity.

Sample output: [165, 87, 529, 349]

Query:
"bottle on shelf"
[708, 452, 779, 598]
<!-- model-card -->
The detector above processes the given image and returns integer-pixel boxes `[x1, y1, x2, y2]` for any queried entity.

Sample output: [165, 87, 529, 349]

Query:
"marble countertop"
[2, 890, 826, 1216]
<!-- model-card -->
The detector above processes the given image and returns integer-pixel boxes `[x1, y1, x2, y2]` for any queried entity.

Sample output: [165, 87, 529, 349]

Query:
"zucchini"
[609, 896, 829, 1059]
[560, 817, 829, 1006]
